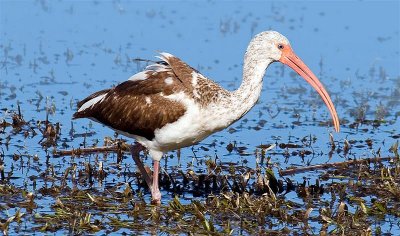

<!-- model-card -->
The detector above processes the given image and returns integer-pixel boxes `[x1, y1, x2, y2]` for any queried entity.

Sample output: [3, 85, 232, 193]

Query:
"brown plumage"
[73, 53, 229, 140]
[73, 64, 188, 140]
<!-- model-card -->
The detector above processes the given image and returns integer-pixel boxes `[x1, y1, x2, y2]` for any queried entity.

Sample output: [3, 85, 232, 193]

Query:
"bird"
[73, 31, 340, 204]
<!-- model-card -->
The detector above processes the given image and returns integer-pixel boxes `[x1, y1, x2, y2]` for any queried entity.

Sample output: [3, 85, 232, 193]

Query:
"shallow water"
[1, 0, 399, 235]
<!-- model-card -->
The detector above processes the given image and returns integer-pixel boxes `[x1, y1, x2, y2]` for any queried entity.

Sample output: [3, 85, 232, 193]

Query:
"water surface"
[1, 1, 399, 235]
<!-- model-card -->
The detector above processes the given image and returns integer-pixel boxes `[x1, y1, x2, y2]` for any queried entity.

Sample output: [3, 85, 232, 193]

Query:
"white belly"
[139, 93, 231, 153]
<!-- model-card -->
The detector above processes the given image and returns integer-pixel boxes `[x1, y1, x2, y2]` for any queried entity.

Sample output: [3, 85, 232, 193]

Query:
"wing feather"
[72, 53, 197, 140]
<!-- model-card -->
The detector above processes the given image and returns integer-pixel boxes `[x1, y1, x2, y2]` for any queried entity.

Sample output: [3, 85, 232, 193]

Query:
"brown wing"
[157, 52, 199, 90]
[76, 89, 110, 108]
[72, 56, 194, 140]
[157, 52, 229, 105]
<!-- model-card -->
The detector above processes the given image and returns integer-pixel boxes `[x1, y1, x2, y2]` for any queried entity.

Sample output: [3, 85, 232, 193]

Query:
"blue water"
[1, 0, 399, 235]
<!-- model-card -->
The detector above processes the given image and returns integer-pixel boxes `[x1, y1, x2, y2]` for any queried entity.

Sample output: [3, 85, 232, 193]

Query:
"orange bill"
[279, 45, 340, 132]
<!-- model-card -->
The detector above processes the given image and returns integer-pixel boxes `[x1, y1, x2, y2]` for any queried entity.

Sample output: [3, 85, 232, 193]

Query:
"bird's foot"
[151, 188, 161, 205]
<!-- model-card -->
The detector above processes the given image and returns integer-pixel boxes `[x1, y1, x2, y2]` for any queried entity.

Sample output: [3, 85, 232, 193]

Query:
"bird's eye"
[278, 44, 284, 50]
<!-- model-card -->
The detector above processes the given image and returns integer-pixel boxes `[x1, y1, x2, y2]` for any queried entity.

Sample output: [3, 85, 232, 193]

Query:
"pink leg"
[130, 143, 152, 190]
[151, 160, 161, 204]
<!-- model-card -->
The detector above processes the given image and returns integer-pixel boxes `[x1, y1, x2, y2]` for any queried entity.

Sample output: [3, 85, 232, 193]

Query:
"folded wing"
[73, 52, 199, 140]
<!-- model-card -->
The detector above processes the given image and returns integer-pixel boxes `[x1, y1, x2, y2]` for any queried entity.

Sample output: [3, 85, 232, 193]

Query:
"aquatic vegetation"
[1, 0, 399, 235]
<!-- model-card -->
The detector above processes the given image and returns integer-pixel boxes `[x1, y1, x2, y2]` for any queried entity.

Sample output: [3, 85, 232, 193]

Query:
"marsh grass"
[0, 131, 399, 235]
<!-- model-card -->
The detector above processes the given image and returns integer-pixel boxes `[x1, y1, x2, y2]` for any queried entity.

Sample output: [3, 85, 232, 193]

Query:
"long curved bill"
[279, 45, 340, 132]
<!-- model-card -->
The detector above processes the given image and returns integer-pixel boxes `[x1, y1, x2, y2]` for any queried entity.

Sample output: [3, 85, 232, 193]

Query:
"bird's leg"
[151, 160, 161, 204]
[130, 142, 152, 190]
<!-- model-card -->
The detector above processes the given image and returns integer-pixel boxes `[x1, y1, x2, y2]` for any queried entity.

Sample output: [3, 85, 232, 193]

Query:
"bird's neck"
[226, 54, 273, 123]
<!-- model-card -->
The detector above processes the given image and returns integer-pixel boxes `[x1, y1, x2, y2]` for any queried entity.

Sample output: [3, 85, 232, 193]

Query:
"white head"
[246, 31, 291, 62]
[246, 30, 340, 132]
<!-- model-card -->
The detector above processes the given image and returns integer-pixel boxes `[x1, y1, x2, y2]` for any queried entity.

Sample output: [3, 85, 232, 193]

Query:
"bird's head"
[249, 31, 340, 132]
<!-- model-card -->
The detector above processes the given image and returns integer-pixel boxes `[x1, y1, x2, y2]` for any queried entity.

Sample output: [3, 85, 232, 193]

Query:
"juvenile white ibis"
[73, 31, 340, 203]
